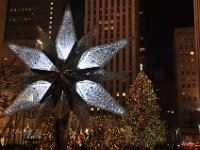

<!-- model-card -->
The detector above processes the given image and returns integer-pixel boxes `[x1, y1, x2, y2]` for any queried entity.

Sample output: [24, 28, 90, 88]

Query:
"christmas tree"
[125, 71, 166, 148]
[87, 116, 124, 150]
[67, 115, 125, 150]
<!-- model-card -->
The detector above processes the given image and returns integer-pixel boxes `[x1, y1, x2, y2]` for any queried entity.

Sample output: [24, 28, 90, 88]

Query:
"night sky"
[70, 0, 194, 81]
[142, 0, 194, 80]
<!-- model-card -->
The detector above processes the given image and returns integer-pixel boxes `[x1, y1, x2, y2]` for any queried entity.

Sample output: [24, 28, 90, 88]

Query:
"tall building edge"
[194, 0, 200, 142]
[0, 0, 8, 60]
[174, 27, 200, 142]
[84, 0, 139, 105]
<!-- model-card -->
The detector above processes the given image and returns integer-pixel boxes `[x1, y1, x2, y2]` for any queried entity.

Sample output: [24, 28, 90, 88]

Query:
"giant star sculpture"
[4, 5, 129, 120]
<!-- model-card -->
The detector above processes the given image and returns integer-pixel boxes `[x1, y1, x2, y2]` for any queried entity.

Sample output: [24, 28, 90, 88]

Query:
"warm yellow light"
[50, 17, 52, 19]
[139, 47, 145, 51]
[50, 7, 53, 10]
[49, 26, 52, 29]
[37, 39, 43, 45]
[90, 107, 94, 111]
[51, 2, 54, 5]
[122, 92, 126, 97]
[27, 93, 33, 102]
[49, 21, 52, 24]
[190, 51, 194, 55]
[116, 92, 119, 97]
[50, 12, 53, 14]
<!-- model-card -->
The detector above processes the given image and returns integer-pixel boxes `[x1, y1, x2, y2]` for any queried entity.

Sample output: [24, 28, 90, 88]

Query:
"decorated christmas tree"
[67, 115, 125, 150]
[87, 116, 124, 150]
[40, 113, 55, 150]
[125, 71, 166, 148]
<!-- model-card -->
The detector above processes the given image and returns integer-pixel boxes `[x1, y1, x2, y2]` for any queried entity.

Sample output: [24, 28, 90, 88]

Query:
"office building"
[0, 0, 8, 60]
[174, 27, 200, 142]
[5, 0, 67, 46]
[84, 0, 139, 104]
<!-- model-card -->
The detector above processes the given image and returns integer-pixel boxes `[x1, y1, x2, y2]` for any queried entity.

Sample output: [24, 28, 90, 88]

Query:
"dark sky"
[70, 0, 194, 80]
[142, 0, 194, 79]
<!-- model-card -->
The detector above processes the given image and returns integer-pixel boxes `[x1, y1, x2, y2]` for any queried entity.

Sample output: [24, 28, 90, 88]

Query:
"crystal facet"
[6, 4, 129, 120]
[77, 39, 129, 69]
[76, 80, 125, 115]
[56, 6, 77, 61]
[9, 44, 56, 71]
[5, 80, 51, 115]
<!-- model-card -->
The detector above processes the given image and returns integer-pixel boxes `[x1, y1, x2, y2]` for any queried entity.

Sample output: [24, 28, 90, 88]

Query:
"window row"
[182, 96, 198, 101]
[181, 84, 196, 88]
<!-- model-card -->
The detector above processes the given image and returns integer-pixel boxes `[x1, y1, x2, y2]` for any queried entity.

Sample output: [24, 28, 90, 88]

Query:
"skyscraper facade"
[5, 0, 67, 42]
[2, 0, 68, 64]
[174, 27, 200, 142]
[0, 0, 8, 59]
[84, 0, 139, 104]
[194, 0, 200, 68]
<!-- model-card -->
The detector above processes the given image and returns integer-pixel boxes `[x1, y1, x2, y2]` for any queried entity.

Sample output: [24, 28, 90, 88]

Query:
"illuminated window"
[182, 92, 185, 95]
[50, 7, 53, 10]
[49, 21, 52, 24]
[190, 51, 194, 55]
[50, 12, 53, 14]
[49, 31, 51, 34]
[51, 2, 54, 5]
[36, 39, 44, 50]
[140, 63, 143, 71]
[50, 17, 52, 19]
[139, 11, 144, 14]
[139, 47, 145, 51]
[122, 92, 126, 97]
